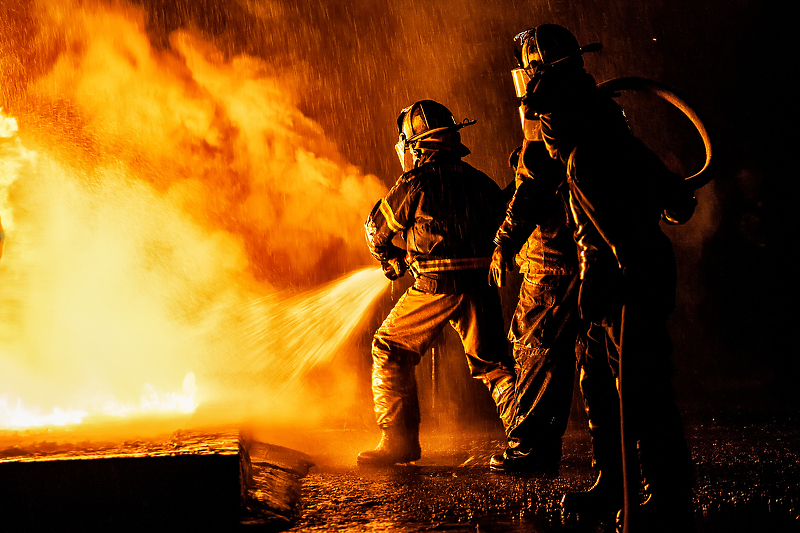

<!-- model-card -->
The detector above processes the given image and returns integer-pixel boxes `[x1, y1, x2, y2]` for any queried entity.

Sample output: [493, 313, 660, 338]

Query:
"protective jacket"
[522, 67, 694, 320]
[366, 152, 504, 286]
[494, 141, 577, 277]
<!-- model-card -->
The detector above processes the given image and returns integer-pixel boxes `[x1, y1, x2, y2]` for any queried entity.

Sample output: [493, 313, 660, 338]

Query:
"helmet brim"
[404, 120, 477, 146]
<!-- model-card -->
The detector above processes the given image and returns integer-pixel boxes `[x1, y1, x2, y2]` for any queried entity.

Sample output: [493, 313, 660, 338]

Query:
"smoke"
[18, 0, 385, 284]
[0, 0, 388, 430]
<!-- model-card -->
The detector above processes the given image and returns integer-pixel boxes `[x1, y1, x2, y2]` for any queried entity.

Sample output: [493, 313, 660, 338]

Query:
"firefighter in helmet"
[514, 24, 697, 531]
[360, 100, 516, 466]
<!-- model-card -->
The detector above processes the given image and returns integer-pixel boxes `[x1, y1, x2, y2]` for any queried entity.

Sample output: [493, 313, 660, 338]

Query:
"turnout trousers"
[506, 272, 581, 458]
[372, 282, 516, 434]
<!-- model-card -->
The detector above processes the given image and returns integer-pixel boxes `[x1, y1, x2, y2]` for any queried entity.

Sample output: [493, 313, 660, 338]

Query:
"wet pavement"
[268, 411, 799, 533]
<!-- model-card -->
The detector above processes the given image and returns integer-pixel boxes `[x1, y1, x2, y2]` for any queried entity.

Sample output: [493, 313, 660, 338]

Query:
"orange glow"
[0, 2, 388, 433]
[0, 372, 196, 428]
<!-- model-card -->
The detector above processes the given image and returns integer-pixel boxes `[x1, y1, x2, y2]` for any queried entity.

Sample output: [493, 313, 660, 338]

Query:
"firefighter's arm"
[567, 149, 635, 270]
[491, 178, 545, 286]
[494, 145, 543, 252]
[365, 179, 415, 279]
[491, 142, 567, 286]
[491, 171, 527, 287]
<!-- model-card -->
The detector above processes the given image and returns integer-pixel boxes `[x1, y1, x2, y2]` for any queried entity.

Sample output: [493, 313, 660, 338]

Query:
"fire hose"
[597, 76, 714, 191]
[596, 77, 714, 533]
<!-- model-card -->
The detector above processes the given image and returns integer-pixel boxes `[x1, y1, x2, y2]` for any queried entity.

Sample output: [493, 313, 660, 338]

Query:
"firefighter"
[359, 100, 516, 466]
[513, 24, 697, 531]
[487, 140, 581, 473]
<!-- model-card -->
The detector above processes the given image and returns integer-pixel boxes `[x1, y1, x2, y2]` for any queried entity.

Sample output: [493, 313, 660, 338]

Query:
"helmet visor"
[395, 136, 417, 172]
[511, 67, 531, 98]
[395, 137, 406, 164]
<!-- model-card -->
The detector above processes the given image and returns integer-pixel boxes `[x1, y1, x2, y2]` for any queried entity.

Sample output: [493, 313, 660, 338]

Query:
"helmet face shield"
[395, 105, 414, 171]
[395, 137, 405, 163]
[395, 136, 414, 172]
[521, 38, 542, 73]
[514, 28, 540, 76]
[511, 67, 532, 98]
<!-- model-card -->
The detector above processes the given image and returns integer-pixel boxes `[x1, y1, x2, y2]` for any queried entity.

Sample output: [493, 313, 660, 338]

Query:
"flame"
[0, 110, 17, 138]
[0, 372, 197, 429]
[96, 372, 198, 417]
[0, 398, 87, 428]
[0, 1, 389, 432]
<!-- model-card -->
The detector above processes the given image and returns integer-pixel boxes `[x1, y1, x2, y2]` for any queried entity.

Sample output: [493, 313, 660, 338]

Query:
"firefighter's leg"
[497, 274, 580, 472]
[450, 284, 521, 470]
[561, 322, 624, 519]
[620, 309, 695, 531]
[451, 286, 517, 435]
[358, 288, 453, 465]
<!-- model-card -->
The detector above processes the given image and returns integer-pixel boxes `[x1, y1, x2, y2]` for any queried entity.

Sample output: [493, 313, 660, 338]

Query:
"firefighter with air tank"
[507, 23, 699, 532]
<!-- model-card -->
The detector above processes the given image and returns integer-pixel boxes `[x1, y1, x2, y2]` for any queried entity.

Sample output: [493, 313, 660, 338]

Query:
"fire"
[0, 110, 17, 138]
[0, 398, 87, 428]
[0, 372, 196, 428]
[98, 372, 198, 418]
[0, 2, 389, 432]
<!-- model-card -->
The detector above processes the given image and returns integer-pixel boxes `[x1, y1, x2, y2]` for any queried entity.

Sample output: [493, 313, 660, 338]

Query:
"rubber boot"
[561, 469, 624, 520]
[630, 460, 696, 532]
[357, 425, 421, 466]
[489, 438, 561, 474]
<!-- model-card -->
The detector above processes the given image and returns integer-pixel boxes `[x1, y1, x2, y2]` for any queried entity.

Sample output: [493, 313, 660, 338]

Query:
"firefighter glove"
[488, 245, 510, 287]
[381, 257, 407, 281]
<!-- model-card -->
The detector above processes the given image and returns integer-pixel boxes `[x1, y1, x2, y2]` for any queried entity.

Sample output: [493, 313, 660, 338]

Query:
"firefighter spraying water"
[358, 100, 517, 466]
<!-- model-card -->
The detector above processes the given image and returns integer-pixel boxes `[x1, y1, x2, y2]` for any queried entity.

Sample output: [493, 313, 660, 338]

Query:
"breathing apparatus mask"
[511, 25, 602, 141]
[394, 100, 476, 172]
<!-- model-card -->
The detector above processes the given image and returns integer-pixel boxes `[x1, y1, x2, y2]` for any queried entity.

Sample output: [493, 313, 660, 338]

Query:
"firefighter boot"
[632, 450, 696, 531]
[561, 469, 624, 520]
[357, 425, 421, 466]
[615, 488, 696, 533]
[490, 438, 562, 474]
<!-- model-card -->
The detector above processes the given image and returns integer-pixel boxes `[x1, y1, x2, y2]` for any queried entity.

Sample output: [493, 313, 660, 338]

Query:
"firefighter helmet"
[514, 24, 601, 74]
[394, 100, 475, 171]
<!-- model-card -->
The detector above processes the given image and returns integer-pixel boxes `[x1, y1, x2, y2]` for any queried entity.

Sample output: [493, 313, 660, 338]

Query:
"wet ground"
[267, 411, 799, 533]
